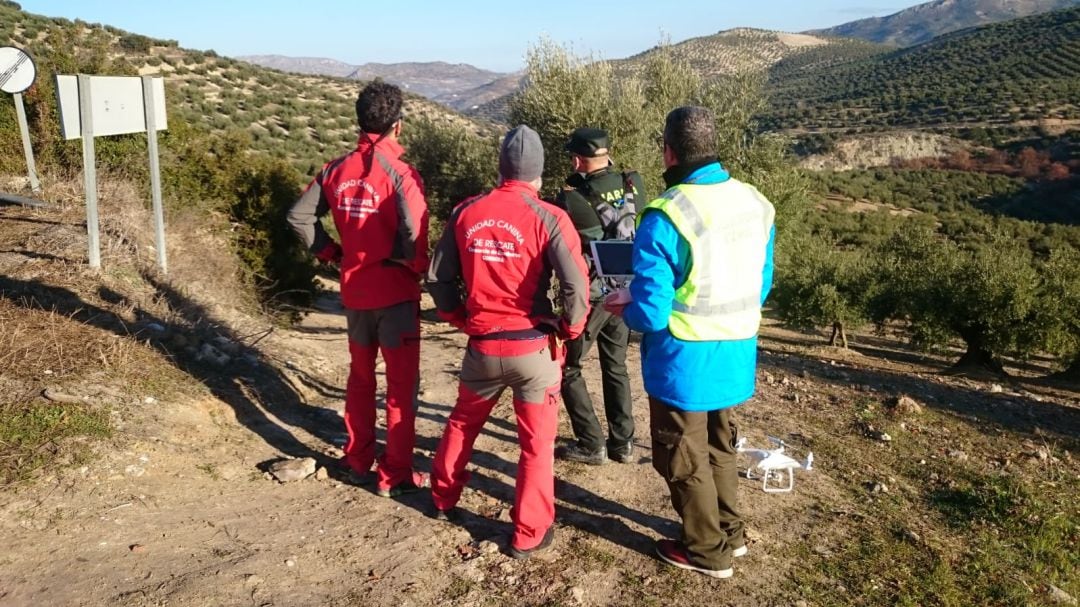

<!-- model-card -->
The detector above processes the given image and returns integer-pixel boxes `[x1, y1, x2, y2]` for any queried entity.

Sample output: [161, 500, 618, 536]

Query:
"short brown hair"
[356, 80, 403, 134]
[663, 106, 715, 165]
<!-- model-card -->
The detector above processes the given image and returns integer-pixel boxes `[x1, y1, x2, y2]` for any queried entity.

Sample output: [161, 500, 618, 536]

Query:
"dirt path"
[0, 281, 863, 607]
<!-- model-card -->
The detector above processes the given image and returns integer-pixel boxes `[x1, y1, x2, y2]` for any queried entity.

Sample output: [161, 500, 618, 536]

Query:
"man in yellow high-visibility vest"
[606, 106, 775, 579]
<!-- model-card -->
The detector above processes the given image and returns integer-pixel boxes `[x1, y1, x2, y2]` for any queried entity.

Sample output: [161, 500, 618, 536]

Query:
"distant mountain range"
[238, 0, 1080, 120]
[433, 72, 525, 113]
[236, 55, 358, 78]
[237, 55, 507, 100]
[811, 0, 1080, 46]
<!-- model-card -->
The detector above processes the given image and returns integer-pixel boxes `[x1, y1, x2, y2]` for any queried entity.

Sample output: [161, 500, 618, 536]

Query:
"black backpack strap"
[622, 170, 639, 198]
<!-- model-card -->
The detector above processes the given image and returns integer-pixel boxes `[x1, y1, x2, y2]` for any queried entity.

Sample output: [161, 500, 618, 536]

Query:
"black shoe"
[336, 457, 376, 485]
[556, 443, 606, 465]
[431, 506, 458, 522]
[608, 442, 634, 464]
[376, 472, 430, 498]
[509, 526, 555, 560]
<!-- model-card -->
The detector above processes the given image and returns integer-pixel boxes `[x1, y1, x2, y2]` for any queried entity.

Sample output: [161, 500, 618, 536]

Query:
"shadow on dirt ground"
[0, 274, 338, 466]
[759, 344, 1080, 449]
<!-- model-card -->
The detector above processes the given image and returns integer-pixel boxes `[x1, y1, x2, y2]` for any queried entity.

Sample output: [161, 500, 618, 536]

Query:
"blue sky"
[17, 1, 921, 72]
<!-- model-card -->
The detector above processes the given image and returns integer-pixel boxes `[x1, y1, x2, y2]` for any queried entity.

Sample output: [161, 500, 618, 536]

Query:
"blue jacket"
[623, 162, 775, 411]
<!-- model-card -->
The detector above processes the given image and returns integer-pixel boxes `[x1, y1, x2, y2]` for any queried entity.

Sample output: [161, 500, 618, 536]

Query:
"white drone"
[736, 436, 814, 493]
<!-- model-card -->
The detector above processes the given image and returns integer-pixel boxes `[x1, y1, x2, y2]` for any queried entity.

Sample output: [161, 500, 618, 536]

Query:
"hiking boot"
[608, 442, 634, 464]
[655, 539, 733, 579]
[556, 443, 606, 465]
[376, 472, 430, 498]
[509, 526, 555, 560]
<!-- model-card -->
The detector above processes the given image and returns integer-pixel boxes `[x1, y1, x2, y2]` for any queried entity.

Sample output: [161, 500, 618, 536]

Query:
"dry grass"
[0, 176, 265, 484]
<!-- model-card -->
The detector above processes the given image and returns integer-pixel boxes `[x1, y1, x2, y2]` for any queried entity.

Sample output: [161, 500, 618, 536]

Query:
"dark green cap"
[565, 127, 609, 157]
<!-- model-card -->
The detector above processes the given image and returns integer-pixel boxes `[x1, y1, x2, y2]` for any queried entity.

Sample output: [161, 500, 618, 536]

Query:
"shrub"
[118, 33, 152, 53]
[401, 117, 498, 221]
[160, 128, 315, 306]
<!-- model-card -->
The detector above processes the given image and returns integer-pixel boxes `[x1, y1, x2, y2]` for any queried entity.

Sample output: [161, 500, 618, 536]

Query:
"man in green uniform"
[554, 127, 645, 465]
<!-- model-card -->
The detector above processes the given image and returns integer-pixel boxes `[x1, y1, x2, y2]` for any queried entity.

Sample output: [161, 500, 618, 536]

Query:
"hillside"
[435, 71, 525, 112]
[615, 28, 880, 80]
[239, 55, 507, 102]
[0, 3, 486, 178]
[236, 54, 358, 78]
[765, 7, 1080, 136]
[470, 29, 888, 123]
[811, 0, 1080, 47]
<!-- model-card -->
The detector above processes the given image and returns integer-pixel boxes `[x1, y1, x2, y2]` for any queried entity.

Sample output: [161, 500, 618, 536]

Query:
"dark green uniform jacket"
[554, 165, 645, 301]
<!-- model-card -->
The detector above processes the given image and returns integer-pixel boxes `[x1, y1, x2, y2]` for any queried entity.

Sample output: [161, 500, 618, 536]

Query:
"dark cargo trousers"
[649, 396, 744, 571]
[561, 305, 633, 454]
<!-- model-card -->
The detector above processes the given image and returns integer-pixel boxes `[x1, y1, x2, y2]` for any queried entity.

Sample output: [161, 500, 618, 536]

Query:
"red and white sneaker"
[655, 540, 734, 579]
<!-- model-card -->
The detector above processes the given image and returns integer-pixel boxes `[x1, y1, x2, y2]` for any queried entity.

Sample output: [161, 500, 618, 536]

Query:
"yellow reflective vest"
[640, 178, 775, 341]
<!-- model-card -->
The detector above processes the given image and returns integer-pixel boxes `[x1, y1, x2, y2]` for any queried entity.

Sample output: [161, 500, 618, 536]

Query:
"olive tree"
[1036, 246, 1080, 380]
[507, 40, 807, 231]
[773, 234, 875, 348]
[401, 117, 498, 221]
[871, 226, 1044, 375]
[508, 39, 656, 195]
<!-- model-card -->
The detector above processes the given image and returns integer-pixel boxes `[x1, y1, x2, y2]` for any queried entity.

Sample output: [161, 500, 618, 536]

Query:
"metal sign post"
[77, 74, 101, 269]
[55, 74, 168, 271]
[141, 75, 167, 274]
[1, 46, 41, 193]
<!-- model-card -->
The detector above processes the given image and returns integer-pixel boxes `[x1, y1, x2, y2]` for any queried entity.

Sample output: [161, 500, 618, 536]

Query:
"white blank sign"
[56, 75, 167, 140]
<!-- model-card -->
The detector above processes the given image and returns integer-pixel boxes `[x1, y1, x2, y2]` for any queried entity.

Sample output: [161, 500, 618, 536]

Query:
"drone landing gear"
[746, 468, 796, 493]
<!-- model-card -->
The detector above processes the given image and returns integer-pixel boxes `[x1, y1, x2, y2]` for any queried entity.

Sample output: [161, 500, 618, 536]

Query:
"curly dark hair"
[355, 80, 403, 134]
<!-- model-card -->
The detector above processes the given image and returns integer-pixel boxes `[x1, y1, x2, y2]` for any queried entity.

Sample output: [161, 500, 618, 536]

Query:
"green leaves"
[507, 40, 808, 231]
[773, 233, 873, 338]
[401, 118, 498, 221]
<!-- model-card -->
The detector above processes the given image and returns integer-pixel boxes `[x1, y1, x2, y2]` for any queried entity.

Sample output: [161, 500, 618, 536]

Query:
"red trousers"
[431, 338, 562, 551]
[342, 303, 421, 491]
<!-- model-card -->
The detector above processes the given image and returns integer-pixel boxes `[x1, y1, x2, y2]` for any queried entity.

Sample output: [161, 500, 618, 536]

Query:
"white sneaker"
[732, 545, 748, 558]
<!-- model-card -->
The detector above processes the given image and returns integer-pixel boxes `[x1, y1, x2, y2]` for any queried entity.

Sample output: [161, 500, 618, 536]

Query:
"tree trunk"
[829, 321, 849, 349]
[948, 339, 1006, 377]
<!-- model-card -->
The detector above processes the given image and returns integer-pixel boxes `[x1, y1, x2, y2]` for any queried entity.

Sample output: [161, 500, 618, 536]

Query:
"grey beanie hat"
[499, 125, 544, 182]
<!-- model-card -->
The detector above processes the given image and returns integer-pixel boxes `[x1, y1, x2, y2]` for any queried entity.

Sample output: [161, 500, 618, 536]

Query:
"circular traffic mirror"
[0, 46, 37, 94]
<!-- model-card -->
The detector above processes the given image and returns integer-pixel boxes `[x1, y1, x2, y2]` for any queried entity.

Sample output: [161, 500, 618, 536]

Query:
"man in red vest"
[288, 81, 430, 497]
[427, 125, 590, 558]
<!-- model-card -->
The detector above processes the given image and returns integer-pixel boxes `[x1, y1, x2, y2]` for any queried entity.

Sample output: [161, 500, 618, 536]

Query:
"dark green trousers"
[649, 397, 743, 570]
[560, 304, 633, 454]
